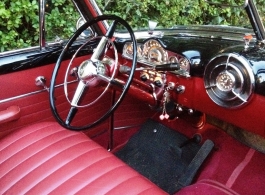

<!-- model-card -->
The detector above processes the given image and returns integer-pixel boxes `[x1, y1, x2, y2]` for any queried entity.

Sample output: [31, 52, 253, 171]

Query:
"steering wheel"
[49, 15, 137, 131]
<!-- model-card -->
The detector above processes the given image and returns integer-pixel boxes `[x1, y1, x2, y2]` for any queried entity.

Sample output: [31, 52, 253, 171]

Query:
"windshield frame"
[86, 0, 265, 44]
[244, 0, 265, 42]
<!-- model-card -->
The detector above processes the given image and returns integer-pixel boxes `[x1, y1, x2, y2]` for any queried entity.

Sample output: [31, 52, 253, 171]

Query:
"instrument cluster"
[122, 39, 190, 76]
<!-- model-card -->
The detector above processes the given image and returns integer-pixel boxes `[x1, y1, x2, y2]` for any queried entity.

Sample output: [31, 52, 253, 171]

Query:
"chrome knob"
[140, 72, 149, 81]
[176, 85, 185, 94]
[35, 76, 49, 92]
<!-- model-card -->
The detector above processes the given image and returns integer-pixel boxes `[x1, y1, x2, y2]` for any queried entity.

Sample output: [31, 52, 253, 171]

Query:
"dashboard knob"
[188, 109, 194, 115]
[176, 85, 185, 94]
[176, 105, 183, 113]
[154, 77, 163, 87]
[140, 73, 149, 81]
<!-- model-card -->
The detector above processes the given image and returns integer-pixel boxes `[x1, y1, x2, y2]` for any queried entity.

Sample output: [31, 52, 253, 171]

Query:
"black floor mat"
[115, 119, 214, 194]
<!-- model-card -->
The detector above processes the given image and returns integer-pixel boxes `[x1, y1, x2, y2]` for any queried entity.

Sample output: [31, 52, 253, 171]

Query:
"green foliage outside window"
[96, 0, 265, 29]
[0, 0, 79, 52]
[0, 0, 264, 52]
[0, 0, 39, 52]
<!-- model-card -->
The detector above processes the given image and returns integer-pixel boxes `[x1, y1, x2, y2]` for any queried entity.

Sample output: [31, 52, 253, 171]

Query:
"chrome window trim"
[39, 0, 46, 50]
[0, 41, 63, 57]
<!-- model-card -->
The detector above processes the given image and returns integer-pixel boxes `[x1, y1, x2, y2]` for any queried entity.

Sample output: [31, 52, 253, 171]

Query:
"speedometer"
[143, 40, 168, 65]
[148, 47, 166, 64]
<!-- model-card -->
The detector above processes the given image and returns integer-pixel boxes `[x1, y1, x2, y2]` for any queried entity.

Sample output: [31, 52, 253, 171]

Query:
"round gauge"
[179, 58, 190, 71]
[216, 71, 235, 91]
[148, 47, 164, 63]
[169, 56, 178, 63]
[124, 43, 133, 56]
[123, 42, 144, 59]
[143, 40, 168, 64]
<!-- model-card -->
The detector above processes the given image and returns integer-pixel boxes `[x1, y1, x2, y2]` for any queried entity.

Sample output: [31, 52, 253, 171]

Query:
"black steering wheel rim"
[49, 15, 137, 131]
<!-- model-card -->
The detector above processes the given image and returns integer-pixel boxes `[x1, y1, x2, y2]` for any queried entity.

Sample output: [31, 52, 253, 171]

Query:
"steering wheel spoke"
[70, 81, 87, 107]
[105, 20, 118, 39]
[91, 36, 109, 61]
[65, 106, 78, 126]
[91, 21, 118, 61]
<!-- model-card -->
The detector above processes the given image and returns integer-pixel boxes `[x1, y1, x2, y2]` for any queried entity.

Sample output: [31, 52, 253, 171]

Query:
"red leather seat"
[0, 122, 167, 195]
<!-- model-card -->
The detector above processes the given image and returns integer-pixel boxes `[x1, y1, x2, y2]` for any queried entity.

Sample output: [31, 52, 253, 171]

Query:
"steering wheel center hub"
[78, 60, 96, 80]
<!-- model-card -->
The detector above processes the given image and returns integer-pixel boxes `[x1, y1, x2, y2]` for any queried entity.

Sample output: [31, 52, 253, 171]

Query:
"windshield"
[95, 0, 264, 30]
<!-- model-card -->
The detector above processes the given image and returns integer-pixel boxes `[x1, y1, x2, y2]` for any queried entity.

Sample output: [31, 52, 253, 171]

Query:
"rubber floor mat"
[115, 119, 214, 194]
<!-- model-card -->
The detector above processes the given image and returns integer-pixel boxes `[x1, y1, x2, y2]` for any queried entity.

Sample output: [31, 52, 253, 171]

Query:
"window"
[0, 0, 79, 52]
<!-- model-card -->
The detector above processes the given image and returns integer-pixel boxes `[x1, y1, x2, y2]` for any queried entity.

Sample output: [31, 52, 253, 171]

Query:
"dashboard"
[118, 36, 265, 137]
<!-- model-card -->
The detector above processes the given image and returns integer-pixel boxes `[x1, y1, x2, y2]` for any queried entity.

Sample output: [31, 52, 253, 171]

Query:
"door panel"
[0, 55, 110, 137]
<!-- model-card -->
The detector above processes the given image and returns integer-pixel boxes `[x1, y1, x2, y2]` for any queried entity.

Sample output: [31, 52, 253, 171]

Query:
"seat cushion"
[0, 122, 167, 195]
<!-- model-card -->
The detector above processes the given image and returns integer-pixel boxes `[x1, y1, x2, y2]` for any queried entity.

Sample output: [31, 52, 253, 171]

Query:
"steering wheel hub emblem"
[78, 60, 97, 81]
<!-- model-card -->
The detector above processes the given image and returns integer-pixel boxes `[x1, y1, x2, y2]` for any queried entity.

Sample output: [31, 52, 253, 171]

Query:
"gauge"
[124, 42, 133, 56]
[169, 56, 178, 63]
[143, 40, 168, 65]
[179, 57, 190, 71]
[216, 71, 235, 91]
[148, 47, 164, 63]
[123, 42, 144, 60]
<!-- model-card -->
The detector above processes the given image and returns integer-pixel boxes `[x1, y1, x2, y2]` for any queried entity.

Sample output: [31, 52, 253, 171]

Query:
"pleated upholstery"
[0, 122, 167, 195]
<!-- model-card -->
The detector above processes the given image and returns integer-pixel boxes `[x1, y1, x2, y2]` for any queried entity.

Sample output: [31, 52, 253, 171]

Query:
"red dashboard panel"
[174, 76, 265, 137]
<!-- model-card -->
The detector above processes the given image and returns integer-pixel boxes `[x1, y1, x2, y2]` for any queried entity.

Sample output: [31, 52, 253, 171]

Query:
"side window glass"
[45, 0, 79, 43]
[0, 0, 79, 53]
[0, 1, 39, 52]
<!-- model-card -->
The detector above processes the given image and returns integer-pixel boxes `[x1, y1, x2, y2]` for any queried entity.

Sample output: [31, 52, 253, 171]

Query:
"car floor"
[92, 114, 265, 195]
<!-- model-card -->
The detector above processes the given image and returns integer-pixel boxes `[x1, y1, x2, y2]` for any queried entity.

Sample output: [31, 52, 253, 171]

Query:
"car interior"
[1, 0, 265, 194]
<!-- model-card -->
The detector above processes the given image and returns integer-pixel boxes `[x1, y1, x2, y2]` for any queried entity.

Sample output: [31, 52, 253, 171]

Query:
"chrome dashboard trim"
[204, 53, 255, 108]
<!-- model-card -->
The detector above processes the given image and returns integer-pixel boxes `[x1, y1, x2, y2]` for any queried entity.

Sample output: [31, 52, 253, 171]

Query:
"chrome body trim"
[39, 0, 46, 50]
[0, 41, 63, 57]
[0, 81, 77, 104]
